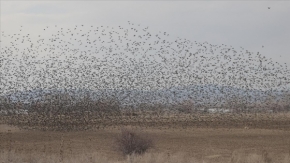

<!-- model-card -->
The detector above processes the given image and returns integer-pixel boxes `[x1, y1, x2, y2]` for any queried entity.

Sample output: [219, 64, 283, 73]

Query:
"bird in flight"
[1, 22, 289, 116]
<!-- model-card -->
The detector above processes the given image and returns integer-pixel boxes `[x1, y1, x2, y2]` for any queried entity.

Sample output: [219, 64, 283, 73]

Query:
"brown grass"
[0, 150, 290, 163]
[1, 109, 290, 163]
[1, 124, 290, 163]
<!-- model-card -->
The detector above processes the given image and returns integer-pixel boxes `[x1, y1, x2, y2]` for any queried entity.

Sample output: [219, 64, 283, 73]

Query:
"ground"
[1, 123, 290, 163]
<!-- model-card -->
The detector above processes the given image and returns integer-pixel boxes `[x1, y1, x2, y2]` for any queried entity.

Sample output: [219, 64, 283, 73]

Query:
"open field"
[2, 112, 290, 131]
[1, 113, 290, 163]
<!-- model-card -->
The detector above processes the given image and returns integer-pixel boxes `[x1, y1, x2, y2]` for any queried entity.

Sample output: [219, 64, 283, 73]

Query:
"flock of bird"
[0, 21, 290, 113]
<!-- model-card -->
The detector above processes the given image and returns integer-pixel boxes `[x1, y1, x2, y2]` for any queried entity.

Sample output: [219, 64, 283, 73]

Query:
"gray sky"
[1, 1, 290, 65]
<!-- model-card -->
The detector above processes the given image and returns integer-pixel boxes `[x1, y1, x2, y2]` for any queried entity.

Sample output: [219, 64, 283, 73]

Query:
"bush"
[115, 128, 153, 156]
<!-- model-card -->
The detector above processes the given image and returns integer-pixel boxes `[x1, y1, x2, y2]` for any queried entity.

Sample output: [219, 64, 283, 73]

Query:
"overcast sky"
[1, 1, 290, 65]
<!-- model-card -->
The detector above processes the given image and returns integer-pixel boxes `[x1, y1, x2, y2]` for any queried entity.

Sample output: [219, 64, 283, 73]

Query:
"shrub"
[115, 128, 153, 156]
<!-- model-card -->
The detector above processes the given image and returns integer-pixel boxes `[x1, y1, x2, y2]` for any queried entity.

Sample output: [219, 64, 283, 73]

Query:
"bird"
[1, 21, 289, 131]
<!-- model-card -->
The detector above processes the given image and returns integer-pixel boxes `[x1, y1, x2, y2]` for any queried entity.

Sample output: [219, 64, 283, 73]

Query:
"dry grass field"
[1, 113, 290, 163]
